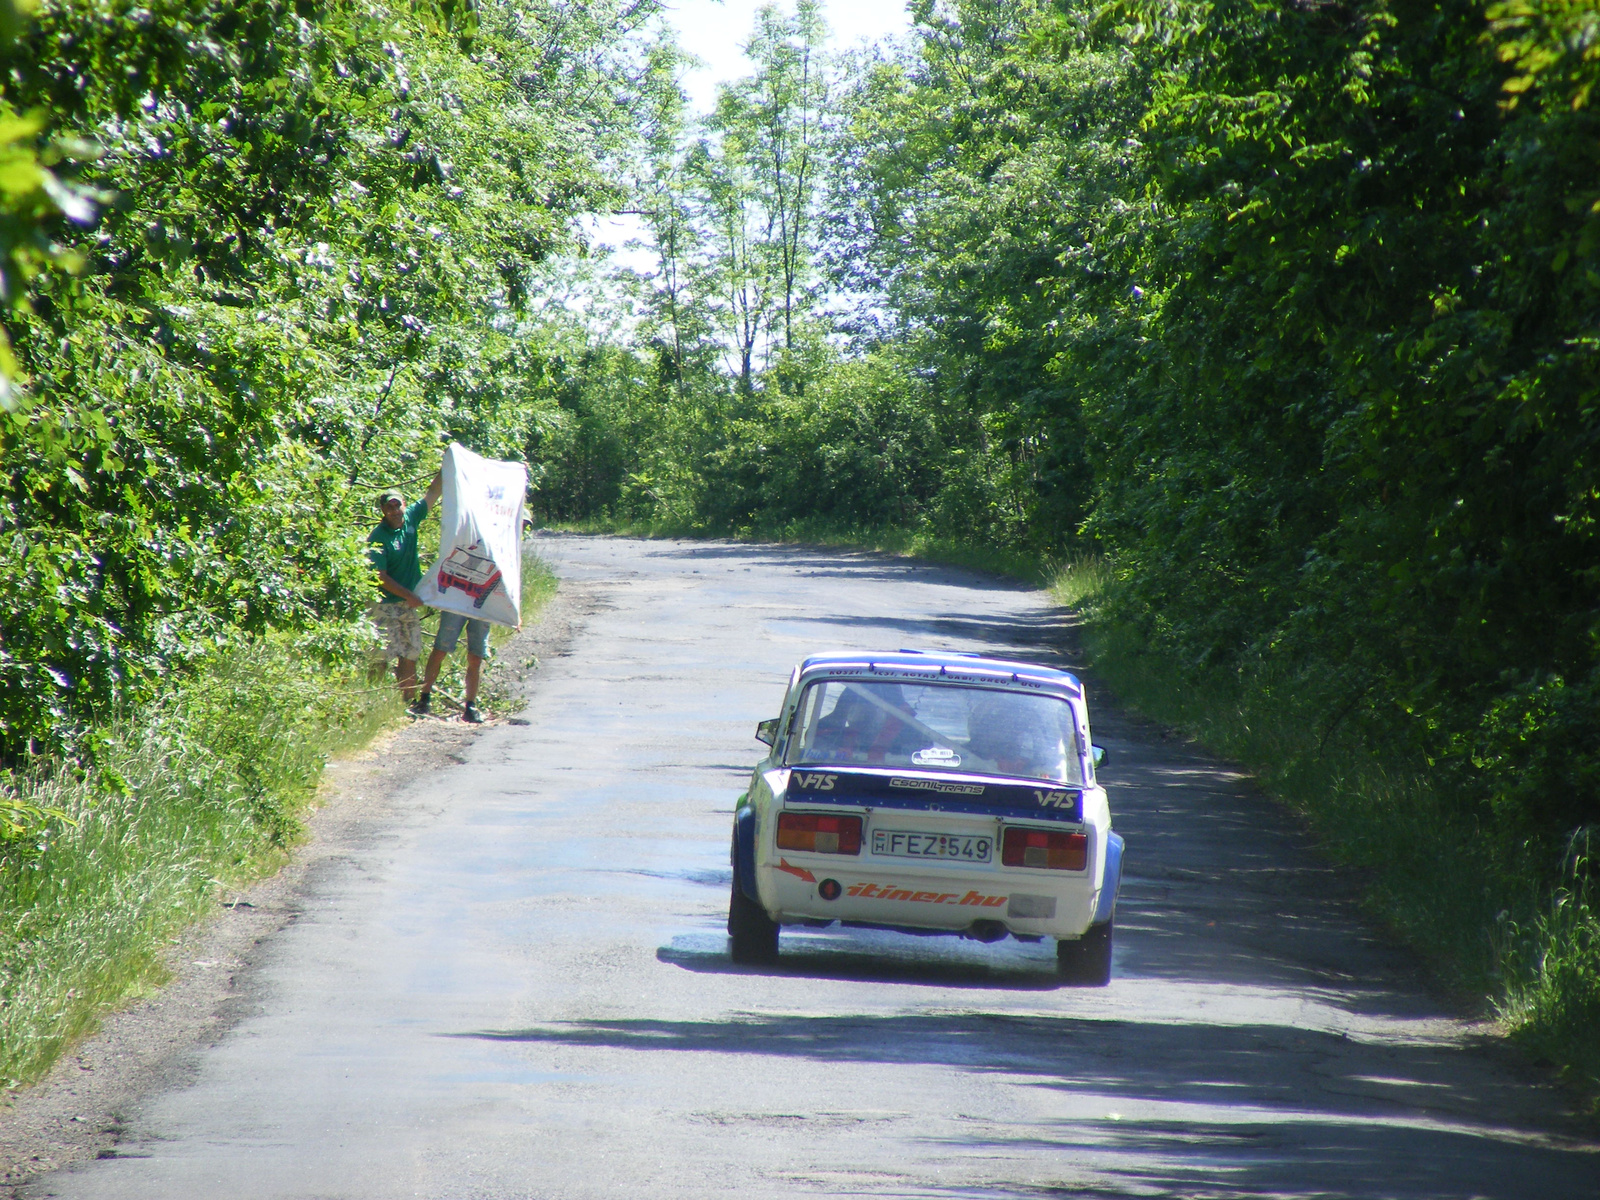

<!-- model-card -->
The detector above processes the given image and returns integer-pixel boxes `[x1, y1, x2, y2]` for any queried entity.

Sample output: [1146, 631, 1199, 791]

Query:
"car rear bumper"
[756, 859, 1102, 939]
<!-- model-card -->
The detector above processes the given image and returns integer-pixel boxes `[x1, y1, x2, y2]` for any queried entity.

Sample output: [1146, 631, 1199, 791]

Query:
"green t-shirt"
[366, 498, 429, 602]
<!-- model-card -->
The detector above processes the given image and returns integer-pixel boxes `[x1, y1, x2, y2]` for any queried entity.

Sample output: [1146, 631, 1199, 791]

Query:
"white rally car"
[729, 651, 1124, 983]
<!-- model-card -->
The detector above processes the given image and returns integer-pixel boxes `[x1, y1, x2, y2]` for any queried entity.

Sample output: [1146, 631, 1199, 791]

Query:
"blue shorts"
[433, 610, 489, 658]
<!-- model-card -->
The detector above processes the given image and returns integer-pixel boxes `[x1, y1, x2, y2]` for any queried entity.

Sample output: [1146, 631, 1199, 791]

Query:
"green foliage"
[749, 354, 944, 528]
[0, 0, 661, 759]
[1031, 0, 1598, 1084]
[644, 0, 829, 391]
[2, 0, 1594, 1096]
[0, 0, 648, 1081]
[1075, 0, 1600, 839]
[823, 0, 1148, 551]
[539, 1, 1140, 547]
[1050, 555, 1114, 610]
[1507, 829, 1600, 1104]
[524, 330, 672, 521]
[1055, 561, 1600, 1101]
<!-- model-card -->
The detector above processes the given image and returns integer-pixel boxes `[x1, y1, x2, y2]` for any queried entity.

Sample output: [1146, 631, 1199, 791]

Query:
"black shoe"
[462, 702, 483, 724]
[410, 691, 432, 715]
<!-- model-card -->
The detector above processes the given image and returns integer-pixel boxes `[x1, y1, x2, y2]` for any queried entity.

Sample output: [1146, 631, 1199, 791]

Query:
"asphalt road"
[26, 535, 1599, 1199]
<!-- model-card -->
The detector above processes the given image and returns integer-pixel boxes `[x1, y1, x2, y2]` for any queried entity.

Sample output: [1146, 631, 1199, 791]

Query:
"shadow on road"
[633, 539, 1037, 592]
[770, 609, 1080, 663]
[653, 942, 1065, 991]
[1089, 725, 1450, 1021]
[444, 1013, 1597, 1199]
[941, 1115, 1599, 1200]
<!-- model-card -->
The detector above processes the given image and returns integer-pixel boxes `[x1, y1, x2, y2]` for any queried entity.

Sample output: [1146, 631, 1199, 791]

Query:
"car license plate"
[872, 829, 992, 862]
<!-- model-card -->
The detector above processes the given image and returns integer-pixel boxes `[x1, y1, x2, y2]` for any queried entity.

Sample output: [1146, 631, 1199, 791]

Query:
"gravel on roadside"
[0, 586, 586, 1194]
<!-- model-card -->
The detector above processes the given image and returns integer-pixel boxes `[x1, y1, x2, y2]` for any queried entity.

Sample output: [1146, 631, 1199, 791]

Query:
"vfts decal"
[791, 772, 837, 791]
[1034, 789, 1075, 809]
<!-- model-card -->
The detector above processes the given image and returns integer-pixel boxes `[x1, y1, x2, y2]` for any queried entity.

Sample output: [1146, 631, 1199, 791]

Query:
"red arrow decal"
[776, 858, 816, 883]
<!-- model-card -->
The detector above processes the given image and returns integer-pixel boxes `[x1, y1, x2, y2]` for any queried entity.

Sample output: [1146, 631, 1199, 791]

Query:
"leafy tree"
[0, 0, 664, 758]
[822, 0, 1146, 548]
[662, 1, 830, 391]
[1078, 0, 1600, 835]
[743, 0, 827, 354]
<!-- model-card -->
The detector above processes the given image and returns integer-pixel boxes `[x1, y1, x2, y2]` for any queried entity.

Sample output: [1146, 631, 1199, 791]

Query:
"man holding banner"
[366, 470, 443, 702]
[406, 443, 530, 723]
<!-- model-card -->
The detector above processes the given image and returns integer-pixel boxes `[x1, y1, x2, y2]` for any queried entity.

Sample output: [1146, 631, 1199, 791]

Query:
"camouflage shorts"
[366, 601, 423, 661]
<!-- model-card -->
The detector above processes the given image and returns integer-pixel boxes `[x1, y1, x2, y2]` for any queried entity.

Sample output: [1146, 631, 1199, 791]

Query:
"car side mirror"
[1092, 745, 1108, 770]
[756, 718, 779, 746]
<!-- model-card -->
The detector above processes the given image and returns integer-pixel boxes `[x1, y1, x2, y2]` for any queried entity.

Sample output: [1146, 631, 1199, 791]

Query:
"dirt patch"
[0, 585, 587, 1193]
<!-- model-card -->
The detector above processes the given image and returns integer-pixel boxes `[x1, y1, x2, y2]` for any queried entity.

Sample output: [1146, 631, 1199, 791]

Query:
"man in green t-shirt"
[366, 470, 442, 700]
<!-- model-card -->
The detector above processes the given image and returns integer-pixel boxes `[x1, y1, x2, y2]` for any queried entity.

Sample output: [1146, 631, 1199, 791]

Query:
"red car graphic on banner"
[437, 542, 503, 608]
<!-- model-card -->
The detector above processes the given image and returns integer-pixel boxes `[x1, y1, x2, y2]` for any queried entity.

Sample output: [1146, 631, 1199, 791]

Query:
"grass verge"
[0, 552, 557, 1092]
[1050, 559, 1600, 1112]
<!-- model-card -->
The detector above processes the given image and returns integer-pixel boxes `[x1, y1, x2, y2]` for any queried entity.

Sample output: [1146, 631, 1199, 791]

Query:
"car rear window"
[785, 679, 1083, 785]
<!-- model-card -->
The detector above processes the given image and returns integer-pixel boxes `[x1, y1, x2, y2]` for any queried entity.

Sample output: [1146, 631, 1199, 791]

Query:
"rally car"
[729, 650, 1124, 983]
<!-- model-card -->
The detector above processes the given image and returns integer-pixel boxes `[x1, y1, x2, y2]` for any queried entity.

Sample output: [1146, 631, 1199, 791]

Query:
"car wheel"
[727, 879, 779, 964]
[1057, 919, 1112, 986]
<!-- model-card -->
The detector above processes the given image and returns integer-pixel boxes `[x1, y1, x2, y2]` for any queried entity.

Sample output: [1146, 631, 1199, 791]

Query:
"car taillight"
[776, 812, 862, 855]
[1002, 828, 1086, 870]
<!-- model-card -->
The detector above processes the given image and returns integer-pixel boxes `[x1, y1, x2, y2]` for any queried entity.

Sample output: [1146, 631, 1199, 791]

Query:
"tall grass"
[1502, 829, 1600, 1096]
[0, 631, 400, 1089]
[1050, 562, 1600, 1109]
[1050, 555, 1116, 609]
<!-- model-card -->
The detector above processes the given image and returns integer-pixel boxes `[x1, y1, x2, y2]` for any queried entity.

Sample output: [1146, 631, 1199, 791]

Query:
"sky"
[663, 0, 915, 112]
[581, 0, 915, 270]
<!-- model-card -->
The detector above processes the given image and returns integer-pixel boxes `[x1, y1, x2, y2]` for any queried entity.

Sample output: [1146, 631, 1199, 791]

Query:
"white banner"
[415, 443, 528, 629]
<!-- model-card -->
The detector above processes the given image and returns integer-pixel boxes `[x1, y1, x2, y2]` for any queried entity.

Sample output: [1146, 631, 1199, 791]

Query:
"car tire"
[728, 880, 779, 963]
[1057, 919, 1112, 986]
